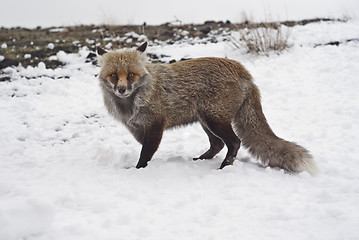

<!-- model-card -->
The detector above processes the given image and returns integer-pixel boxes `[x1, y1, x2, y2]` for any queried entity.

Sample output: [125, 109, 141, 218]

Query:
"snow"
[49, 28, 67, 33]
[0, 198, 55, 240]
[1, 20, 359, 240]
[47, 43, 55, 50]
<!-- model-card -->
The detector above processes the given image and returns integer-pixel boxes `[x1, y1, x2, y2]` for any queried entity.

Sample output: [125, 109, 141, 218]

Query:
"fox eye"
[109, 73, 118, 80]
[127, 72, 135, 79]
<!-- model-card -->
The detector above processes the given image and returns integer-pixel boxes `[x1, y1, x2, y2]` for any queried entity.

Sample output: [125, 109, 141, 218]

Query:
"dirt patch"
[0, 18, 341, 72]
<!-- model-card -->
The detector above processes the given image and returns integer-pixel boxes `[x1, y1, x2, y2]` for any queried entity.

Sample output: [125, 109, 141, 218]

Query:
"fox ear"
[136, 42, 147, 53]
[97, 46, 107, 56]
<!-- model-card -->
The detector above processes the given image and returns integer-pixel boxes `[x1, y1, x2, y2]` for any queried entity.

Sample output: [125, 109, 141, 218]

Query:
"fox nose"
[118, 86, 126, 94]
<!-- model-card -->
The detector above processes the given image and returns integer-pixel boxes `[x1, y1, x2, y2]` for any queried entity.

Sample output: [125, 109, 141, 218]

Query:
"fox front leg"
[136, 120, 166, 168]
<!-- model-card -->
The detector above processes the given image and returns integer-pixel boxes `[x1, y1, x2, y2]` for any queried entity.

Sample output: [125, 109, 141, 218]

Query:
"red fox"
[97, 42, 318, 175]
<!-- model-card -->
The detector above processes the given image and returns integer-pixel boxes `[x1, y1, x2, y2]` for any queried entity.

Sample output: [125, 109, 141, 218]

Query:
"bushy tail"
[234, 84, 318, 175]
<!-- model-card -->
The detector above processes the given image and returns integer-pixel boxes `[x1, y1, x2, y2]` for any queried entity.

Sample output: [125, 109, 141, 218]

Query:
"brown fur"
[96, 43, 318, 174]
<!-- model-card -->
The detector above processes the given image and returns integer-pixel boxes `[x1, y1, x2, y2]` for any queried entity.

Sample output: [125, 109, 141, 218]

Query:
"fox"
[96, 42, 318, 175]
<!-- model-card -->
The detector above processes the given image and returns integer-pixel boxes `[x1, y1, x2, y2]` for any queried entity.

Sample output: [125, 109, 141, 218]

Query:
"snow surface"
[1, 20, 359, 240]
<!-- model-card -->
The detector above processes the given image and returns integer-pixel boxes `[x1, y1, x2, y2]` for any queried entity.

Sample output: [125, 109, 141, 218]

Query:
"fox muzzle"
[118, 86, 126, 94]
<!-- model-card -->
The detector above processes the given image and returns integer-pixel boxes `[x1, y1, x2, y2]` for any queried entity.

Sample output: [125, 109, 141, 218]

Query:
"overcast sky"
[0, 0, 358, 28]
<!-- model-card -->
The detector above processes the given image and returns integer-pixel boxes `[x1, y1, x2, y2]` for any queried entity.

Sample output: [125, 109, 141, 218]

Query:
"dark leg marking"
[136, 120, 165, 169]
[193, 124, 224, 160]
[199, 116, 241, 169]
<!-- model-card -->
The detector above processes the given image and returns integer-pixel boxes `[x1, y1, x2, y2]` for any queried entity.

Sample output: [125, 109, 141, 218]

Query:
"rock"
[200, 26, 211, 34]
[0, 58, 19, 69]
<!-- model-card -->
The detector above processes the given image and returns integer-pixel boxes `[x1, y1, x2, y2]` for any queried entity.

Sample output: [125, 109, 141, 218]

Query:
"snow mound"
[0, 198, 55, 240]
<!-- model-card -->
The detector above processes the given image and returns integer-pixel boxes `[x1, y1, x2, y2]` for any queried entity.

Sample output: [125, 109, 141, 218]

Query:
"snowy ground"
[1, 20, 359, 240]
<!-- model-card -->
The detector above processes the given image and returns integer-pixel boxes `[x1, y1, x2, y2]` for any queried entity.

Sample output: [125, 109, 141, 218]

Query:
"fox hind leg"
[198, 115, 241, 169]
[193, 124, 224, 160]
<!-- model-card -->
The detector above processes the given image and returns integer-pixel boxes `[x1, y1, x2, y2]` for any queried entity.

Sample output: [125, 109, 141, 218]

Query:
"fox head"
[97, 42, 148, 98]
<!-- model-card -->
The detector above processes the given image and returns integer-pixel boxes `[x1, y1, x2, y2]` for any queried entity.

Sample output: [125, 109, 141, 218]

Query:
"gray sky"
[1, 0, 358, 28]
